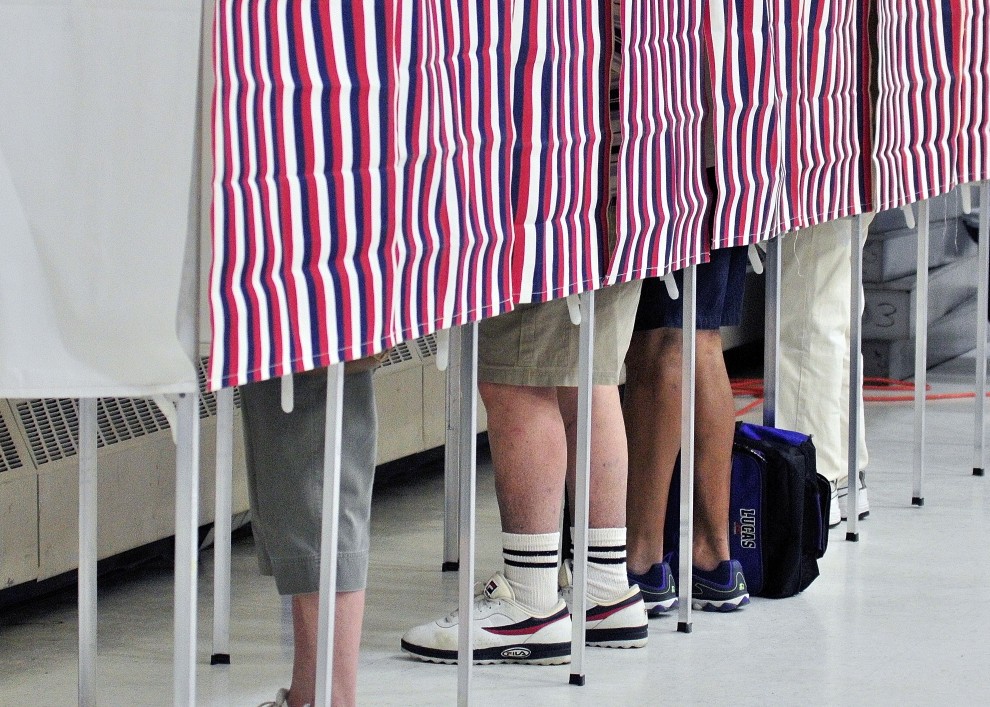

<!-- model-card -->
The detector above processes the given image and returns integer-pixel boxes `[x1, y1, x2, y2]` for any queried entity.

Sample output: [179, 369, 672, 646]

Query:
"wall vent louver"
[417, 333, 438, 359]
[380, 342, 415, 368]
[0, 412, 24, 473]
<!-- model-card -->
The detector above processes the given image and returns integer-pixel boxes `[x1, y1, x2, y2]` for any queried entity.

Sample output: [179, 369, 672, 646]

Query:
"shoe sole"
[400, 639, 571, 665]
[644, 598, 678, 616]
[692, 594, 750, 612]
[586, 625, 649, 649]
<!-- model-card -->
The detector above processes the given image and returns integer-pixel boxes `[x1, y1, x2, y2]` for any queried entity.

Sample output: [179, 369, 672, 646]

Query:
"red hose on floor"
[730, 376, 990, 417]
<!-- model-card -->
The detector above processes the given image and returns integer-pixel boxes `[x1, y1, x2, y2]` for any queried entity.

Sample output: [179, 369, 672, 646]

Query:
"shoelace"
[440, 582, 501, 623]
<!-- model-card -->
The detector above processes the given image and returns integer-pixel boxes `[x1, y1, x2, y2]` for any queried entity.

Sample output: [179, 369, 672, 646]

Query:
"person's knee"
[696, 328, 724, 354]
[479, 382, 556, 419]
[625, 329, 682, 386]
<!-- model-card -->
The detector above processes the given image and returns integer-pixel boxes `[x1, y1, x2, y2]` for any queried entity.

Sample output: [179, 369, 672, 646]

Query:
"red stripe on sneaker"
[484, 610, 569, 637]
[586, 592, 641, 621]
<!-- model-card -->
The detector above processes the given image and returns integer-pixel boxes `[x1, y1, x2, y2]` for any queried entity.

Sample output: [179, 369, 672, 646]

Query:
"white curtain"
[0, 1, 202, 397]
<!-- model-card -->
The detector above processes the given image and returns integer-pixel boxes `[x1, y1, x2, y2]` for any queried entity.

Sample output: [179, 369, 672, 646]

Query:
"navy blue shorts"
[634, 244, 749, 331]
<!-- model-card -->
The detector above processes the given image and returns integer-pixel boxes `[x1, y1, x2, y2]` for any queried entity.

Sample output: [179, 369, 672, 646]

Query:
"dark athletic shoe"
[690, 559, 750, 612]
[627, 561, 679, 616]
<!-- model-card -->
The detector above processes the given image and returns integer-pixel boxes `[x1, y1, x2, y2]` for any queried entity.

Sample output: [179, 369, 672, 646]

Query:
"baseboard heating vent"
[0, 413, 23, 473]
[416, 333, 438, 359]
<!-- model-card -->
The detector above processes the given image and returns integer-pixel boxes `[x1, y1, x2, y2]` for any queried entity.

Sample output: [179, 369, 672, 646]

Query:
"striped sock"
[572, 527, 630, 605]
[501, 532, 561, 613]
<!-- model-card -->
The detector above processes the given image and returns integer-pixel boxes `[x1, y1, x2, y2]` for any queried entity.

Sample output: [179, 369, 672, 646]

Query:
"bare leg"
[289, 590, 366, 707]
[623, 328, 733, 574]
[480, 382, 567, 533]
[691, 330, 734, 571]
[623, 329, 682, 574]
[559, 385, 628, 529]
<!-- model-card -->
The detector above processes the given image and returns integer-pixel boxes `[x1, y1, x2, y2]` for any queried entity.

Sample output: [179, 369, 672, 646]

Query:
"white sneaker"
[400, 572, 572, 665]
[558, 561, 648, 649]
[839, 471, 870, 520]
[828, 481, 841, 528]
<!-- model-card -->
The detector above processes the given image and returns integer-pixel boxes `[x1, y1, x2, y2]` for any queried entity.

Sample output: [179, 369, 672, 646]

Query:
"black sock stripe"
[588, 557, 627, 565]
[503, 559, 558, 569]
[503, 548, 559, 558]
[569, 545, 627, 553]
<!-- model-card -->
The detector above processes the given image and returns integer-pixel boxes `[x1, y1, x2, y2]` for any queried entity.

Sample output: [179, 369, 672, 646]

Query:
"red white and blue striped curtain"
[707, 0, 871, 248]
[508, 0, 609, 303]
[210, 1, 515, 388]
[950, 0, 989, 186]
[605, 0, 712, 284]
[773, 0, 870, 230]
[871, 0, 955, 210]
[391, 1, 516, 341]
[211, 1, 397, 388]
[707, 0, 783, 248]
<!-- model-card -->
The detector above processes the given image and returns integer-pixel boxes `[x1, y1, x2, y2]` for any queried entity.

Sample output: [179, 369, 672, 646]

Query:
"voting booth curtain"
[210, 0, 990, 389]
[0, 1, 202, 398]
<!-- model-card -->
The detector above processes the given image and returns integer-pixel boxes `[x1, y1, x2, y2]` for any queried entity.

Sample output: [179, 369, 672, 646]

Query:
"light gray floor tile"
[3, 355, 990, 705]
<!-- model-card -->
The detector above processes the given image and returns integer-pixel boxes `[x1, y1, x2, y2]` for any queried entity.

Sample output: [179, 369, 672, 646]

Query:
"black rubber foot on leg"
[677, 622, 692, 634]
[569, 674, 586, 686]
[441, 561, 459, 572]
[845, 532, 859, 542]
[974, 467, 985, 477]
[210, 653, 231, 665]
[912, 496, 925, 506]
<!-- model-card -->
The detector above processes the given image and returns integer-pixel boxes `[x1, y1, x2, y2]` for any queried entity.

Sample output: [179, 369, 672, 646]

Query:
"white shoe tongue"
[483, 573, 514, 601]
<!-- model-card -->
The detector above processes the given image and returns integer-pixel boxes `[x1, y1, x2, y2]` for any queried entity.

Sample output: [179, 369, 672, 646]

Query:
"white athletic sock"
[501, 532, 561, 613]
[572, 527, 630, 605]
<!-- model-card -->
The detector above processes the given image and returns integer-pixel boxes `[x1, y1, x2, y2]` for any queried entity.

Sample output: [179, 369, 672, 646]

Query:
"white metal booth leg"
[912, 202, 930, 507]
[455, 323, 480, 706]
[974, 183, 989, 477]
[443, 329, 464, 572]
[763, 237, 781, 427]
[569, 290, 595, 685]
[847, 215, 865, 541]
[315, 363, 346, 706]
[174, 2, 210, 701]
[78, 398, 99, 707]
[211, 387, 235, 665]
[174, 392, 202, 707]
[677, 265, 697, 633]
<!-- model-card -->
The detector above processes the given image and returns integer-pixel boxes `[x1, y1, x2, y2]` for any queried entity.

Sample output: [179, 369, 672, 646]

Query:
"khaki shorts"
[240, 368, 377, 595]
[479, 280, 642, 387]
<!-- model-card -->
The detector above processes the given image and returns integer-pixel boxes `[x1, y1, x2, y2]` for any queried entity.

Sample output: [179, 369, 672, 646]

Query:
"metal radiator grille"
[17, 398, 80, 466]
[0, 413, 23, 472]
[417, 333, 438, 359]
[97, 398, 170, 445]
[14, 359, 242, 467]
[380, 342, 415, 368]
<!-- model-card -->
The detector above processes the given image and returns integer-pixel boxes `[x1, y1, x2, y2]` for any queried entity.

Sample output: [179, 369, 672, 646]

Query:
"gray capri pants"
[239, 368, 377, 595]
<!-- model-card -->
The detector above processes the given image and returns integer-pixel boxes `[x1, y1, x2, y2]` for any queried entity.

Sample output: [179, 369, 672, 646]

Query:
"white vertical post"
[569, 290, 595, 686]
[173, 392, 201, 707]
[78, 398, 98, 707]
[443, 328, 463, 572]
[211, 387, 235, 665]
[974, 183, 989, 477]
[912, 201, 929, 507]
[847, 215, 864, 541]
[677, 265, 697, 633]
[763, 237, 781, 427]
[456, 323, 479, 706]
[173, 0, 209, 699]
[315, 363, 346, 707]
